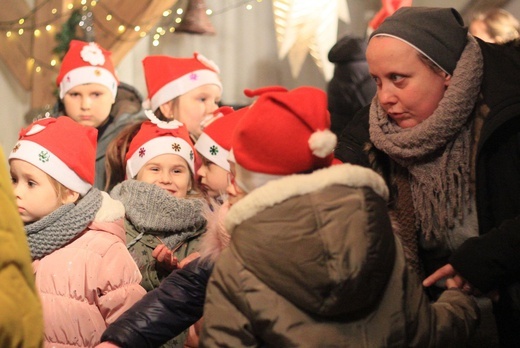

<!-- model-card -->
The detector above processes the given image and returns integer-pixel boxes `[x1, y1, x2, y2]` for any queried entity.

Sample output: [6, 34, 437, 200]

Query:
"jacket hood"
[226, 164, 395, 318]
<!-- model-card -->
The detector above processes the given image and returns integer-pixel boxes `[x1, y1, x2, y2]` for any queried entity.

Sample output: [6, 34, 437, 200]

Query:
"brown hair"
[104, 121, 144, 192]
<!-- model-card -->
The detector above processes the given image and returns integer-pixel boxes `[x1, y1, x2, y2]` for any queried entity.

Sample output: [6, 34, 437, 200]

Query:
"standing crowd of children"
[4, 5, 520, 348]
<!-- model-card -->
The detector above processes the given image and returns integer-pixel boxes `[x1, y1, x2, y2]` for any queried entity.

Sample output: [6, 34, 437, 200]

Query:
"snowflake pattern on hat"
[38, 150, 50, 163]
[210, 145, 218, 156]
[139, 147, 146, 157]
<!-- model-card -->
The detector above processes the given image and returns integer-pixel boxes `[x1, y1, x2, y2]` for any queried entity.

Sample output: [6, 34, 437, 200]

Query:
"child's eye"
[10, 177, 17, 184]
[28, 180, 37, 187]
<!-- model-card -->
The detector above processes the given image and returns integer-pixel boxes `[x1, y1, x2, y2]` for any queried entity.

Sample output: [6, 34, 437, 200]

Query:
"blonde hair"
[471, 8, 520, 43]
[46, 173, 80, 204]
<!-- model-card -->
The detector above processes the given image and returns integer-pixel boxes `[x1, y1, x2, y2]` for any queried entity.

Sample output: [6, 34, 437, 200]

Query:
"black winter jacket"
[100, 257, 212, 348]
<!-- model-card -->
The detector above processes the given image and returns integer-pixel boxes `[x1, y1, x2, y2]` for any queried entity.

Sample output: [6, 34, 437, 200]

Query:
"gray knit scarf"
[369, 35, 483, 241]
[25, 188, 102, 260]
[110, 180, 207, 249]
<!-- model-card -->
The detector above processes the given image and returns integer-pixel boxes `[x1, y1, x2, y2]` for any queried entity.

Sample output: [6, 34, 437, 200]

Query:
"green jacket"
[0, 148, 44, 347]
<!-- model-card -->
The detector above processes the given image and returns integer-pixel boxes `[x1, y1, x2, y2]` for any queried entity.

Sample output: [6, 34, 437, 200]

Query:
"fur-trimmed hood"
[226, 163, 395, 318]
[226, 163, 388, 232]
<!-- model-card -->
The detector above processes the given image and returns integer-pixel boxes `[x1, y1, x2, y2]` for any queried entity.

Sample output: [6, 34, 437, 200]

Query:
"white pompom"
[145, 110, 184, 129]
[308, 129, 337, 158]
[142, 99, 152, 110]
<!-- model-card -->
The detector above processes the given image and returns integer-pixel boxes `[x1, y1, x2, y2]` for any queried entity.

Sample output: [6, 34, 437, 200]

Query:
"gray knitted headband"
[370, 7, 468, 75]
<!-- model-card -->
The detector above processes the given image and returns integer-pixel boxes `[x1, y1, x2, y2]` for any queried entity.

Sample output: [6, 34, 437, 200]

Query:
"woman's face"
[136, 154, 192, 198]
[62, 83, 115, 128]
[172, 84, 221, 138]
[366, 36, 451, 128]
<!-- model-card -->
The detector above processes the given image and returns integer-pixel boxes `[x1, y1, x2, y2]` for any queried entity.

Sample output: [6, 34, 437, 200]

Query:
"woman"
[335, 6, 520, 347]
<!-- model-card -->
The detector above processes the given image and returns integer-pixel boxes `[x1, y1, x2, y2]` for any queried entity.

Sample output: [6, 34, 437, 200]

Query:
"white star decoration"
[272, 0, 350, 81]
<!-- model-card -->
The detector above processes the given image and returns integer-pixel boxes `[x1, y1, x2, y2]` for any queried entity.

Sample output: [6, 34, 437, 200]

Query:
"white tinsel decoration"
[144, 109, 184, 129]
[308, 129, 337, 157]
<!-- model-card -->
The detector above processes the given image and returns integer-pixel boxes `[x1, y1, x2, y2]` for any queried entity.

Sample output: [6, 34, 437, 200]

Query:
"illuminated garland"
[0, 0, 263, 74]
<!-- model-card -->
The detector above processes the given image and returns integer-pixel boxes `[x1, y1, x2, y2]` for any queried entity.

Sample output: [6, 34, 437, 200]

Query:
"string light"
[0, 0, 265, 73]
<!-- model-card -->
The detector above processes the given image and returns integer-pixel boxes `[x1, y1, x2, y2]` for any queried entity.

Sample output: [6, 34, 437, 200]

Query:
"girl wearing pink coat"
[9, 116, 146, 347]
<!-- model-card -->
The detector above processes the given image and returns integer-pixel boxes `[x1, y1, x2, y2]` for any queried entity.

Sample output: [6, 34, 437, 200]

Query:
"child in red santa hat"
[108, 110, 208, 287]
[201, 86, 479, 346]
[194, 105, 246, 203]
[8, 116, 146, 348]
[142, 53, 222, 140]
[56, 40, 144, 190]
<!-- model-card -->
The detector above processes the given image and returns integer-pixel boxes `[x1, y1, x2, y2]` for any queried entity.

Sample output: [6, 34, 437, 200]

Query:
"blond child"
[142, 53, 222, 140]
[9, 116, 146, 347]
[56, 40, 144, 190]
[194, 106, 246, 202]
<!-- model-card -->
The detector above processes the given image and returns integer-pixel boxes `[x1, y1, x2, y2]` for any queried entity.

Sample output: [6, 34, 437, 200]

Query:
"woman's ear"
[444, 73, 452, 87]
[61, 189, 80, 204]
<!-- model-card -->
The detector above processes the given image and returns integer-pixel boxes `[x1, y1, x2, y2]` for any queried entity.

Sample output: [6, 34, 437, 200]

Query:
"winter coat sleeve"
[334, 105, 372, 166]
[96, 240, 146, 325]
[200, 248, 258, 348]
[403, 261, 479, 347]
[0, 149, 44, 348]
[101, 257, 212, 348]
[450, 216, 520, 293]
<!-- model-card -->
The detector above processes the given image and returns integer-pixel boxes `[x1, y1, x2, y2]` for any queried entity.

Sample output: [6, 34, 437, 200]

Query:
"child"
[109, 111, 208, 293]
[194, 105, 246, 202]
[142, 53, 222, 140]
[8, 116, 146, 348]
[56, 40, 144, 190]
[200, 86, 479, 346]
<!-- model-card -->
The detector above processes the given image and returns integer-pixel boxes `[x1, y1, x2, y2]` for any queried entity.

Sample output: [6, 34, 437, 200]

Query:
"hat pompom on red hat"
[56, 40, 119, 100]
[125, 111, 197, 179]
[8, 116, 97, 195]
[232, 86, 337, 192]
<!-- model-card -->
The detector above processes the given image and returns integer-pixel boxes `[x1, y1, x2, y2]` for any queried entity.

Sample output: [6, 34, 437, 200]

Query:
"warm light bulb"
[51, 59, 57, 66]
[34, 29, 41, 37]
[246, 4, 253, 10]
[18, 28, 24, 35]
[118, 25, 125, 32]
[67, 3, 73, 10]
[6, 31, 11, 38]
[139, 32, 147, 38]
[19, 18, 25, 25]
[153, 40, 159, 47]
[46, 25, 52, 31]
[52, 8, 57, 14]
[176, 9, 183, 15]
[106, 14, 112, 21]
[206, 9, 213, 15]
[36, 66, 42, 73]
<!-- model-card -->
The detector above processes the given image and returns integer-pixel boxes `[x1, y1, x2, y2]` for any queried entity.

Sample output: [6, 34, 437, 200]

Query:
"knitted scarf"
[110, 180, 207, 249]
[25, 188, 102, 260]
[369, 35, 483, 241]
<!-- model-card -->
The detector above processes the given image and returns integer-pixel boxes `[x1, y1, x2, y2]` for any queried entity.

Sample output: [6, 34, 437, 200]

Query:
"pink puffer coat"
[33, 192, 146, 348]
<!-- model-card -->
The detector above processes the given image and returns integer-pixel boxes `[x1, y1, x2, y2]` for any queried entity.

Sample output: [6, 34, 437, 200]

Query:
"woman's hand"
[152, 244, 178, 272]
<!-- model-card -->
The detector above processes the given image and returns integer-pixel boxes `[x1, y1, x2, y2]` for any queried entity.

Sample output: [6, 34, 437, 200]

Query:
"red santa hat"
[56, 40, 119, 100]
[232, 86, 337, 192]
[125, 110, 197, 179]
[194, 106, 247, 172]
[8, 116, 97, 195]
[142, 53, 222, 111]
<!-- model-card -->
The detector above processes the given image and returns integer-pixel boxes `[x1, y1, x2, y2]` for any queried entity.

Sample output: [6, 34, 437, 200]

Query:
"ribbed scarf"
[25, 188, 102, 260]
[369, 35, 483, 241]
[110, 180, 207, 249]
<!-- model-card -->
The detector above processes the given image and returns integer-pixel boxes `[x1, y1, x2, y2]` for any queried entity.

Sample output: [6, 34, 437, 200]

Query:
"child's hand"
[179, 252, 201, 268]
[152, 244, 178, 272]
